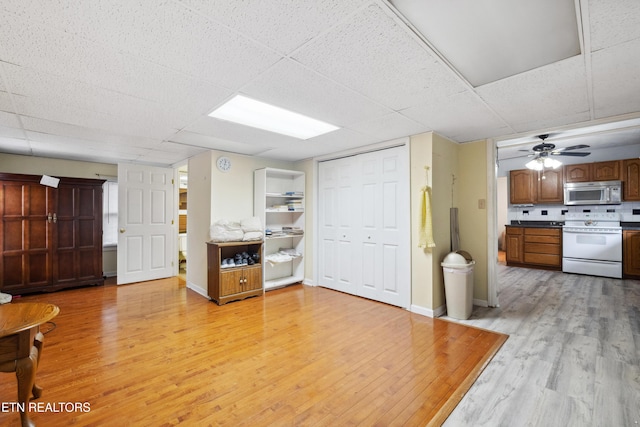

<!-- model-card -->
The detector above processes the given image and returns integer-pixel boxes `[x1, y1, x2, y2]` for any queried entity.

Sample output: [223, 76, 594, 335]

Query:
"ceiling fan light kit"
[522, 134, 591, 170]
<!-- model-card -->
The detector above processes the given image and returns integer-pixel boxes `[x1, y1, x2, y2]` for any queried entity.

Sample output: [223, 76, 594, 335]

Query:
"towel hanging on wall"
[419, 185, 436, 248]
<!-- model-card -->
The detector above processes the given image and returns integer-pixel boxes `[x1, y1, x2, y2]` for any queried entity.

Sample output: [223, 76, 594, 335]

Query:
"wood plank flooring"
[0, 280, 506, 426]
[443, 264, 640, 427]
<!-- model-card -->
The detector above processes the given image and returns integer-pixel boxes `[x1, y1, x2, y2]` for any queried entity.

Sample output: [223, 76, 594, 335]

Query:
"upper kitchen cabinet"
[510, 169, 537, 204]
[623, 158, 640, 201]
[509, 168, 563, 204]
[536, 168, 564, 204]
[565, 160, 621, 183]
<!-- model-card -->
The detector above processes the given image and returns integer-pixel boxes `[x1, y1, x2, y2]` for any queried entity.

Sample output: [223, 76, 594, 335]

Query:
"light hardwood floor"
[0, 280, 505, 427]
[443, 264, 640, 426]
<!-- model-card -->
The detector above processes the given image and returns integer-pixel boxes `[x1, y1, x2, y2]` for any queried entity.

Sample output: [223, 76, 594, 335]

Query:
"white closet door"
[318, 146, 409, 308]
[357, 148, 409, 307]
[318, 157, 358, 294]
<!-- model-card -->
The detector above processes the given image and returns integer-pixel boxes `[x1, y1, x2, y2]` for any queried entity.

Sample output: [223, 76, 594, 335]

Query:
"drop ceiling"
[0, 0, 639, 166]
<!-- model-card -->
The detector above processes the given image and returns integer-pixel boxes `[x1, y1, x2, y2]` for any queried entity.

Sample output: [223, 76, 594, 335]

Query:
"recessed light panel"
[390, 0, 581, 86]
[208, 95, 340, 139]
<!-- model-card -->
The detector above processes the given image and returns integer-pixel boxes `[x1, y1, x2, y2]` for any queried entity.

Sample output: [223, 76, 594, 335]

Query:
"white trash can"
[441, 251, 475, 320]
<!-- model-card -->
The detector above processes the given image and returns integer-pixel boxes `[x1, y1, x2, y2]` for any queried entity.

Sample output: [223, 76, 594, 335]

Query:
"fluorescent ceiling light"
[390, 0, 581, 86]
[208, 95, 340, 140]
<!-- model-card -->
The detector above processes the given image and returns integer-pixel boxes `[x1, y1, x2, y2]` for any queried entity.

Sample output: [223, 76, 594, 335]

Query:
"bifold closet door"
[318, 146, 410, 308]
[318, 156, 359, 295]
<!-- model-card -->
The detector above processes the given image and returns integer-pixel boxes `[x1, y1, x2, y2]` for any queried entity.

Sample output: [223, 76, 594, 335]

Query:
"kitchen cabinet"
[623, 158, 640, 201]
[207, 241, 263, 305]
[623, 230, 640, 278]
[0, 173, 104, 295]
[509, 168, 563, 204]
[505, 226, 524, 263]
[509, 169, 537, 204]
[537, 168, 564, 203]
[506, 226, 561, 270]
[565, 160, 621, 183]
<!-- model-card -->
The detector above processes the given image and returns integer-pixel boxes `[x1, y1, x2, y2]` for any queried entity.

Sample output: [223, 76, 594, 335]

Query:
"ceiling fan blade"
[553, 144, 590, 151]
[553, 151, 591, 157]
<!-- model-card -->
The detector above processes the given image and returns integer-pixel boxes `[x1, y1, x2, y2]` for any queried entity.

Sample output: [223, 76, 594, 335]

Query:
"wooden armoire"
[0, 173, 105, 295]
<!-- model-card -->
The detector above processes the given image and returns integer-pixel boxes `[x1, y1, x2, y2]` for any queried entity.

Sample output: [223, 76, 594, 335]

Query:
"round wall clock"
[216, 156, 232, 172]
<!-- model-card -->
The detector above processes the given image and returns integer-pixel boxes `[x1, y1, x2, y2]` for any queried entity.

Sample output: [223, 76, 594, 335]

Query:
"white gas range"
[562, 212, 622, 279]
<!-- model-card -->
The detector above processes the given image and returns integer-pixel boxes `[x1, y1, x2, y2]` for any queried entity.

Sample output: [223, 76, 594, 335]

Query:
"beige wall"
[293, 158, 315, 283]
[458, 140, 488, 302]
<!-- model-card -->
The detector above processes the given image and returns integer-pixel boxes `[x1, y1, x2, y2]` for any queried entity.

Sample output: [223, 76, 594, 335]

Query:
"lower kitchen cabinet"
[623, 230, 640, 278]
[207, 241, 263, 305]
[506, 226, 562, 270]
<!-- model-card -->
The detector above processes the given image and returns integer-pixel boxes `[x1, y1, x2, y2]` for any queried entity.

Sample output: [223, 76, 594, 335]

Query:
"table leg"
[14, 334, 42, 427]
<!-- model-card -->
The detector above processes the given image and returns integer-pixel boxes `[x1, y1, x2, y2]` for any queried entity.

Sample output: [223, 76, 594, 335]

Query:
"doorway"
[178, 169, 188, 281]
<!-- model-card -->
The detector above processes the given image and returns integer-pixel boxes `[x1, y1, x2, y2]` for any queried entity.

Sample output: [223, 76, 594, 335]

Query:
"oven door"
[562, 228, 622, 262]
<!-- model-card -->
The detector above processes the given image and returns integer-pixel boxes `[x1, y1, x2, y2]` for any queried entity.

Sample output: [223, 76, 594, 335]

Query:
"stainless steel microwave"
[563, 180, 622, 205]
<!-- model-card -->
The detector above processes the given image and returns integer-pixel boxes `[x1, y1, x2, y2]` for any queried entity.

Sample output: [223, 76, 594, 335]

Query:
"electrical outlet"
[478, 199, 486, 209]
[541, 210, 548, 215]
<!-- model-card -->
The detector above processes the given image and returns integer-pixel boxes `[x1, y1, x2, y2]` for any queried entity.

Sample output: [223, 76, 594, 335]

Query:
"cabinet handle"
[47, 213, 52, 223]
[53, 213, 57, 223]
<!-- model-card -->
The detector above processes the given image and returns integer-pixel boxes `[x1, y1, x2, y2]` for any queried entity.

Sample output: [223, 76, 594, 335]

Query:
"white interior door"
[356, 148, 409, 307]
[117, 163, 174, 285]
[318, 146, 410, 308]
[318, 157, 358, 294]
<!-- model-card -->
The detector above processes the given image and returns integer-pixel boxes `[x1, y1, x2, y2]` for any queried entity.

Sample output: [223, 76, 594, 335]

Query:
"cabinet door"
[220, 269, 242, 296]
[623, 231, 640, 277]
[509, 170, 536, 204]
[592, 160, 621, 181]
[0, 181, 54, 292]
[505, 228, 524, 263]
[623, 159, 640, 201]
[565, 164, 591, 183]
[243, 266, 262, 291]
[537, 168, 563, 203]
[54, 183, 103, 285]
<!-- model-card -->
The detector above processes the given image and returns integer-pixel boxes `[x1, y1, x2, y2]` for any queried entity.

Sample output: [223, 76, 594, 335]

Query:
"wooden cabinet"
[509, 169, 537, 204]
[0, 173, 104, 295]
[505, 226, 524, 263]
[623, 158, 640, 201]
[565, 160, 621, 183]
[510, 168, 563, 204]
[506, 226, 561, 269]
[207, 241, 263, 305]
[623, 230, 640, 278]
[523, 228, 561, 268]
[537, 168, 564, 203]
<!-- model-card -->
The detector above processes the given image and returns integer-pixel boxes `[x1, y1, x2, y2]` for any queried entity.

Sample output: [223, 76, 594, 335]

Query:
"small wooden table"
[0, 303, 59, 427]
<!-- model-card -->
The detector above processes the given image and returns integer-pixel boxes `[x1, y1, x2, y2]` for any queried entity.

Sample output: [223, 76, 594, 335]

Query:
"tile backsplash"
[507, 201, 640, 223]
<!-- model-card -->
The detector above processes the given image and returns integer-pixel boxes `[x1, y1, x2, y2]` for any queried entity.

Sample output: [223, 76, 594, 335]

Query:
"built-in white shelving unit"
[254, 168, 305, 290]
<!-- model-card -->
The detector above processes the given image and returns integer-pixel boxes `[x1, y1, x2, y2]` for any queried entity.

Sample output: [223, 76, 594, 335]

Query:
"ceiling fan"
[520, 134, 591, 170]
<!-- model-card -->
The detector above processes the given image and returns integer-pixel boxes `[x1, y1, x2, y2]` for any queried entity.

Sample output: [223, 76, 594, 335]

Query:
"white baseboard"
[410, 303, 446, 318]
[473, 298, 489, 307]
[187, 282, 209, 299]
[103, 271, 117, 278]
[302, 278, 315, 286]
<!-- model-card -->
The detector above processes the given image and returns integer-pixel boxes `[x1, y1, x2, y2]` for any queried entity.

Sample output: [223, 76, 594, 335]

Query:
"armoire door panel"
[4, 220, 24, 251]
[56, 219, 75, 249]
[28, 252, 50, 285]
[78, 219, 95, 247]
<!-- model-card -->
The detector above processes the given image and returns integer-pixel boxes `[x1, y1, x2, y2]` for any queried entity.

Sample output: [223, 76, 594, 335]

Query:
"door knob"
[119, 228, 126, 233]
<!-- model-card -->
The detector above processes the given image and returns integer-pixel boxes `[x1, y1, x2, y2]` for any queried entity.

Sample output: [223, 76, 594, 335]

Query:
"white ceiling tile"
[0, 111, 21, 128]
[169, 131, 269, 156]
[181, 0, 371, 55]
[401, 91, 510, 142]
[476, 56, 591, 133]
[349, 112, 427, 141]
[292, 3, 467, 111]
[588, 0, 640, 51]
[241, 58, 392, 126]
[591, 38, 640, 119]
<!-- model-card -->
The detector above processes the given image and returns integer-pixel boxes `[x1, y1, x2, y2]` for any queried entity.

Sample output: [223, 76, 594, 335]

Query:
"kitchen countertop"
[622, 222, 640, 230]
[508, 220, 564, 228]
